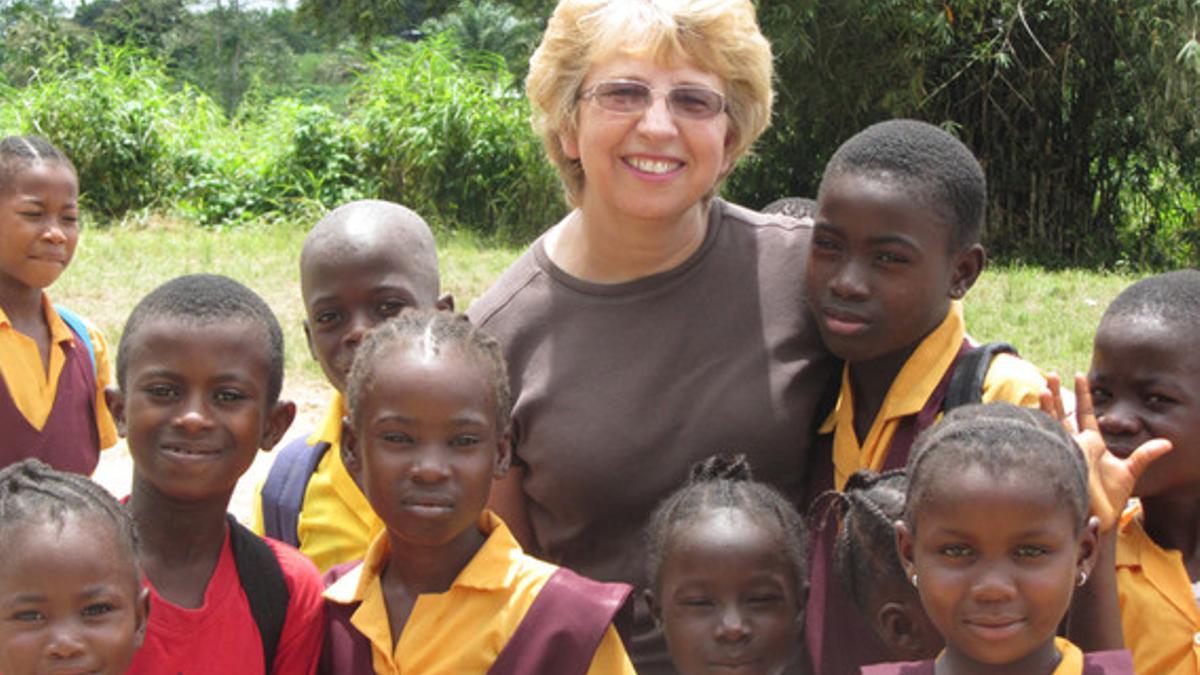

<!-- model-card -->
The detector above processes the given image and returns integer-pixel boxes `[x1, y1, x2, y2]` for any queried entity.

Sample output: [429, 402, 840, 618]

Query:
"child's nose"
[174, 394, 214, 433]
[970, 563, 1016, 603]
[41, 222, 68, 244]
[409, 451, 451, 484]
[45, 623, 86, 659]
[1096, 401, 1142, 436]
[713, 606, 751, 643]
[829, 259, 870, 300]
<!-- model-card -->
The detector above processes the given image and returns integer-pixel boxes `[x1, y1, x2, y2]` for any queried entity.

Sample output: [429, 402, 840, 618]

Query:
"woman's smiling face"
[561, 54, 732, 229]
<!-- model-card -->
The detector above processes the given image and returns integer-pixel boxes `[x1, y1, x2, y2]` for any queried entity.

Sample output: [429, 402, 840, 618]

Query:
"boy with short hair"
[1088, 269, 1200, 674]
[254, 200, 451, 572]
[107, 273, 324, 674]
[803, 119, 1049, 674]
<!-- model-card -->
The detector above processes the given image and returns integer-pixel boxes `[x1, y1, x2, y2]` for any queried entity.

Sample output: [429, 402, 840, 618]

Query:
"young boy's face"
[1090, 314, 1200, 498]
[805, 173, 980, 363]
[0, 162, 79, 294]
[343, 344, 509, 552]
[301, 242, 444, 393]
[109, 317, 294, 503]
[0, 514, 147, 675]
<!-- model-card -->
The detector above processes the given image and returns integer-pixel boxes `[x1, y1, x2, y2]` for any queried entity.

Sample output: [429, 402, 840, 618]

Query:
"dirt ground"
[91, 378, 331, 525]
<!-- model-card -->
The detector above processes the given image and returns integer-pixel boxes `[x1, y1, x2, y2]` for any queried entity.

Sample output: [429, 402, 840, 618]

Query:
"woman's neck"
[545, 200, 710, 284]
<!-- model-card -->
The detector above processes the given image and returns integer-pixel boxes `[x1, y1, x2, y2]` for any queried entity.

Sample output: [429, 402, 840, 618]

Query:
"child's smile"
[345, 342, 509, 551]
[113, 318, 291, 502]
[899, 466, 1089, 672]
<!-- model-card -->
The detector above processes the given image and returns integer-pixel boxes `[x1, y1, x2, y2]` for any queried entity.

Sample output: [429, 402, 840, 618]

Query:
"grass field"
[56, 220, 1136, 389]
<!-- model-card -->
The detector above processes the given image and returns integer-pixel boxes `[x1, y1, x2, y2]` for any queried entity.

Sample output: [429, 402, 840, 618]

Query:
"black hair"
[0, 135, 76, 193]
[345, 309, 511, 434]
[117, 274, 285, 404]
[762, 196, 817, 220]
[645, 454, 807, 598]
[821, 119, 986, 250]
[0, 458, 139, 578]
[903, 402, 1088, 532]
[810, 469, 910, 614]
[1101, 269, 1200, 334]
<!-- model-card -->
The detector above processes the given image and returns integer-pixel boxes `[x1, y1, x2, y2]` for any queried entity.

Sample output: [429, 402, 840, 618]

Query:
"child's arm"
[1046, 374, 1172, 652]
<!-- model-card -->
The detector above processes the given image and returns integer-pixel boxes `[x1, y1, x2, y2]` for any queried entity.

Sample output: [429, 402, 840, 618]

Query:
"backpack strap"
[487, 567, 632, 675]
[260, 436, 331, 548]
[943, 341, 1019, 411]
[227, 515, 291, 675]
[54, 305, 95, 375]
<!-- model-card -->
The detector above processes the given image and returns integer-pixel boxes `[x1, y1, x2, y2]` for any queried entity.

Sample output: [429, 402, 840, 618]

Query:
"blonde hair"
[526, 0, 773, 206]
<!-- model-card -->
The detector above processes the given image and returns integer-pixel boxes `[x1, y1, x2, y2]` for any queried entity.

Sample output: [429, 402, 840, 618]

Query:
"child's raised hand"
[1043, 373, 1172, 532]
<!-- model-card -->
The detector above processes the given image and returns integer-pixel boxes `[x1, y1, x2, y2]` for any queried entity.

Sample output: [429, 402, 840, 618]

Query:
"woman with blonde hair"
[468, 1, 834, 671]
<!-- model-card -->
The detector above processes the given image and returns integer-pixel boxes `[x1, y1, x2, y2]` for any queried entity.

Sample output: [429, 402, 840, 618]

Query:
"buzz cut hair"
[116, 274, 285, 404]
[1101, 269, 1200, 335]
[821, 119, 986, 250]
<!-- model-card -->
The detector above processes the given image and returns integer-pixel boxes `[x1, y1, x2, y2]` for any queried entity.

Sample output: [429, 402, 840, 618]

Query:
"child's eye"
[314, 310, 340, 325]
[17, 210, 43, 219]
[214, 389, 248, 403]
[874, 251, 908, 265]
[10, 609, 45, 622]
[746, 593, 784, 606]
[1145, 392, 1177, 407]
[144, 384, 177, 399]
[377, 299, 407, 316]
[82, 602, 116, 618]
[939, 543, 973, 558]
[382, 431, 414, 444]
[679, 597, 714, 609]
[1089, 387, 1111, 404]
[449, 434, 481, 448]
[812, 234, 842, 254]
[1014, 544, 1048, 559]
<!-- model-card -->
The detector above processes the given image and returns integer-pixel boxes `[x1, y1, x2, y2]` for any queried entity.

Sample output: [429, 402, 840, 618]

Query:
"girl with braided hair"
[645, 454, 807, 675]
[0, 458, 147, 675]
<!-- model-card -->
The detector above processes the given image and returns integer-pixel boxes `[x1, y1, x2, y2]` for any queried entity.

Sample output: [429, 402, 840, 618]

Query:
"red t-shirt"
[127, 529, 324, 675]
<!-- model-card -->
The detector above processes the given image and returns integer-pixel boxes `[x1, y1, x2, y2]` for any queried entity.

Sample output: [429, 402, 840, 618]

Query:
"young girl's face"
[652, 506, 801, 675]
[0, 161, 79, 294]
[0, 512, 147, 675]
[897, 465, 1095, 673]
[346, 344, 509, 551]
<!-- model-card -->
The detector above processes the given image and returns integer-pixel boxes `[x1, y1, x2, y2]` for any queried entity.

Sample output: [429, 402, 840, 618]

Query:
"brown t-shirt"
[468, 199, 835, 673]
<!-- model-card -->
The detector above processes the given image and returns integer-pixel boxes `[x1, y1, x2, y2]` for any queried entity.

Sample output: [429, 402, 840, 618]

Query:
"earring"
[1077, 570, 1088, 587]
[910, 574, 918, 588]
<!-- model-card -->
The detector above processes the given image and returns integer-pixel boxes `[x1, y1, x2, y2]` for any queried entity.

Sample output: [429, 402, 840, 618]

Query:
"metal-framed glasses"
[578, 80, 728, 120]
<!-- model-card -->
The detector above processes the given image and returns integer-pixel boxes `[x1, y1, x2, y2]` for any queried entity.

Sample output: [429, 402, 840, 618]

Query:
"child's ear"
[436, 293, 455, 312]
[895, 520, 918, 583]
[1077, 515, 1101, 582]
[302, 319, 318, 362]
[644, 588, 663, 628]
[877, 600, 941, 661]
[133, 586, 150, 648]
[494, 428, 513, 479]
[260, 400, 297, 451]
[105, 386, 127, 438]
[948, 243, 985, 300]
[341, 418, 363, 478]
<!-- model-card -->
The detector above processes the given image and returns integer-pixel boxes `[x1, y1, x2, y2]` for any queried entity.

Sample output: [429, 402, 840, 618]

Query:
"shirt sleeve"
[86, 320, 119, 449]
[981, 352, 1047, 409]
[268, 539, 326, 675]
[584, 625, 637, 675]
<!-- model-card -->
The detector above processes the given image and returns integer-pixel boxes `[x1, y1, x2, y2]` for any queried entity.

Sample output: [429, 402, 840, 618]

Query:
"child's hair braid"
[809, 469, 908, 613]
[346, 309, 512, 434]
[645, 453, 807, 596]
[0, 135, 75, 191]
[0, 458, 139, 565]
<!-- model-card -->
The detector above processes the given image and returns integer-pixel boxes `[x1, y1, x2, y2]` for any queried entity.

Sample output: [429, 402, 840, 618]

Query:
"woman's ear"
[559, 129, 580, 161]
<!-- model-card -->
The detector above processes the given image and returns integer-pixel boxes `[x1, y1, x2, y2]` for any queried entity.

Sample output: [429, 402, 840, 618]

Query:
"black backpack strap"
[227, 515, 291, 674]
[260, 436, 331, 548]
[943, 341, 1018, 411]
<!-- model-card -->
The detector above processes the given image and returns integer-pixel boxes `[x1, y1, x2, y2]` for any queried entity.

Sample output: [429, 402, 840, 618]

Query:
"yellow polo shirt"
[820, 303, 1046, 489]
[1116, 504, 1200, 675]
[252, 392, 384, 572]
[0, 296, 116, 450]
[324, 511, 636, 675]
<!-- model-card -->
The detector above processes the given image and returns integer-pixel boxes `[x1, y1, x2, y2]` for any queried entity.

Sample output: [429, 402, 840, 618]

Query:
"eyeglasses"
[578, 80, 727, 120]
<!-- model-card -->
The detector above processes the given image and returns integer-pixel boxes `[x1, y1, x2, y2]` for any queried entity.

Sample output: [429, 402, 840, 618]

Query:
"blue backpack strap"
[260, 435, 331, 548]
[54, 305, 95, 375]
[227, 515, 290, 674]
